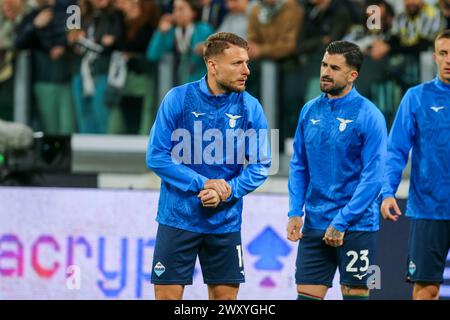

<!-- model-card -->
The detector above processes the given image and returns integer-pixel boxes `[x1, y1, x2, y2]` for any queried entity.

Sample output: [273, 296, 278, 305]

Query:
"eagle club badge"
[225, 113, 242, 128]
[336, 117, 353, 132]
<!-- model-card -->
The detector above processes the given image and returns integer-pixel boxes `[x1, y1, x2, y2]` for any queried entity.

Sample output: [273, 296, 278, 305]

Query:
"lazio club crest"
[336, 117, 353, 132]
[225, 113, 242, 128]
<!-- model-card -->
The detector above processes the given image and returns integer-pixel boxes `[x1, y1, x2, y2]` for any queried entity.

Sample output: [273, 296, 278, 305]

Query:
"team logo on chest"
[225, 113, 242, 128]
[336, 117, 353, 132]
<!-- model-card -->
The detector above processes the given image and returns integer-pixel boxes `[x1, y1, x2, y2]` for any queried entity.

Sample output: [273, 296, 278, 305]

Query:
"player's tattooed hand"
[323, 225, 344, 247]
[286, 216, 303, 242]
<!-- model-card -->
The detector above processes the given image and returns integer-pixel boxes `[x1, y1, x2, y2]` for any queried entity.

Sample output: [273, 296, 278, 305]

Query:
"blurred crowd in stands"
[0, 0, 449, 147]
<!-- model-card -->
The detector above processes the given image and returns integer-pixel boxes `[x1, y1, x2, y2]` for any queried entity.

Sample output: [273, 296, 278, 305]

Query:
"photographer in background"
[0, 118, 72, 186]
[0, 118, 33, 185]
[68, 0, 123, 134]
[0, 119, 33, 154]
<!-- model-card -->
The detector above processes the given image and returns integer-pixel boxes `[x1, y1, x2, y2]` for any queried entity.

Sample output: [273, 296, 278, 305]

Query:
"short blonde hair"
[203, 32, 248, 61]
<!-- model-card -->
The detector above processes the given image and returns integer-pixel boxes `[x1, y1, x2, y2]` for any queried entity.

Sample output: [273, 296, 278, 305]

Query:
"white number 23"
[346, 250, 369, 273]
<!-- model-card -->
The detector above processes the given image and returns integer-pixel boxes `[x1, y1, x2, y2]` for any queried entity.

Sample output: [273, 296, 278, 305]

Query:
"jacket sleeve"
[226, 100, 271, 200]
[288, 105, 310, 217]
[381, 89, 416, 199]
[331, 106, 388, 232]
[146, 88, 208, 192]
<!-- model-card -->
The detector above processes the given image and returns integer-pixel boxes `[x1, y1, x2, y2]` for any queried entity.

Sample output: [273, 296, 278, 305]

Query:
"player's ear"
[349, 70, 359, 82]
[207, 58, 217, 74]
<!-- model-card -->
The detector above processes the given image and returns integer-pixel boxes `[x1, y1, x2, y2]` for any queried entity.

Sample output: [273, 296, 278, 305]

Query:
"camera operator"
[0, 118, 33, 153]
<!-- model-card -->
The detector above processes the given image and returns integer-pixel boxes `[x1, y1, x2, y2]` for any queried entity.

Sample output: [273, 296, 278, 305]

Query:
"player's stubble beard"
[443, 75, 450, 84]
[320, 76, 348, 96]
[216, 78, 246, 94]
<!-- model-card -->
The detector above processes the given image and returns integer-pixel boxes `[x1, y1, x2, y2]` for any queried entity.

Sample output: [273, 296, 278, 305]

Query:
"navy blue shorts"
[406, 219, 450, 284]
[295, 228, 378, 288]
[151, 224, 245, 285]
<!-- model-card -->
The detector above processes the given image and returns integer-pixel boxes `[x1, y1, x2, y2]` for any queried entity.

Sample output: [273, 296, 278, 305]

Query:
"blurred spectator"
[0, 0, 27, 121]
[297, 0, 352, 55]
[285, 0, 352, 150]
[344, 0, 366, 25]
[15, 0, 77, 134]
[157, 0, 174, 13]
[68, 0, 124, 134]
[440, 0, 450, 28]
[343, 0, 394, 54]
[247, 0, 303, 149]
[108, 0, 161, 135]
[199, 0, 227, 29]
[296, 0, 352, 96]
[371, 0, 444, 59]
[147, 0, 213, 85]
[343, 0, 395, 103]
[216, 0, 254, 39]
[247, 0, 302, 60]
[370, 0, 444, 92]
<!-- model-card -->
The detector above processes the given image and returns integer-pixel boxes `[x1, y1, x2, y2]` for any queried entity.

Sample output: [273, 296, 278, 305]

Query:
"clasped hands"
[198, 179, 232, 208]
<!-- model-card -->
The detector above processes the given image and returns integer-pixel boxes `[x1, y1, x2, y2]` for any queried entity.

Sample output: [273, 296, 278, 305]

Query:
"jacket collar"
[321, 85, 359, 108]
[434, 76, 450, 91]
[199, 75, 240, 106]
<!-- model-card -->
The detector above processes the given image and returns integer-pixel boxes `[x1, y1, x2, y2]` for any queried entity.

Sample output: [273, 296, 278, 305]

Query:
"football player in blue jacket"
[381, 30, 450, 300]
[287, 41, 387, 300]
[147, 32, 271, 300]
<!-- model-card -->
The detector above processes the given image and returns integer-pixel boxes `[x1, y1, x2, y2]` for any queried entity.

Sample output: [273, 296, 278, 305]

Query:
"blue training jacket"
[146, 76, 271, 233]
[288, 87, 387, 232]
[382, 77, 450, 220]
